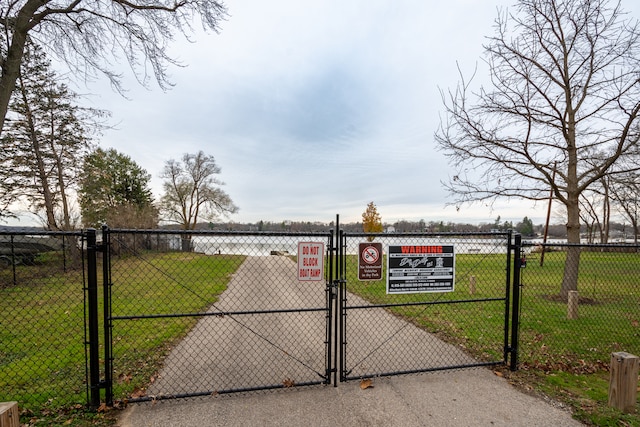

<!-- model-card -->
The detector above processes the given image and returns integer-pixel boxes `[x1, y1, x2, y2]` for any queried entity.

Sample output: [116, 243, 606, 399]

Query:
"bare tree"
[160, 151, 238, 236]
[579, 185, 609, 243]
[436, 0, 640, 298]
[0, 1, 227, 134]
[609, 170, 640, 244]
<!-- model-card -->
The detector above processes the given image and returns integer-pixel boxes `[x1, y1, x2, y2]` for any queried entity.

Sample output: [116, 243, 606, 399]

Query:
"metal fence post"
[86, 228, 101, 408]
[510, 233, 523, 371]
[338, 227, 346, 383]
[327, 228, 335, 386]
[102, 225, 113, 406]
[334, 215, 342, 386]
[503, 230, 513, 364]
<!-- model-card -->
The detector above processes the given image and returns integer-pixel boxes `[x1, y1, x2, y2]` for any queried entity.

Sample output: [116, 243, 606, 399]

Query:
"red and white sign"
[298, 242, 324, 281]
[362, 245, 380, 264]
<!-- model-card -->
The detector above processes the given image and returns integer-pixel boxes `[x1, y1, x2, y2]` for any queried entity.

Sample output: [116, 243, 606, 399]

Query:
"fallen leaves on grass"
[521, 355, 609, 375]
[130, 388, 147, 399]
[97, 403, 110, 413]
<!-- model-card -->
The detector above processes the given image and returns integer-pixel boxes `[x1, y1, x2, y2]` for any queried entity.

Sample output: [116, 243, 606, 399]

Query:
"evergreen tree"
[516, 217, 535, 236]
[79, 148, 157, 228]
[1, 41, 101, 229]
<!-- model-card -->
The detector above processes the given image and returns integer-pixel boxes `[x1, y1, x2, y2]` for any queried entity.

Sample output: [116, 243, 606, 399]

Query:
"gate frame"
[92, 227, 335, 405]
[336, 230, 522, 382]
[85, 226, 522, 407]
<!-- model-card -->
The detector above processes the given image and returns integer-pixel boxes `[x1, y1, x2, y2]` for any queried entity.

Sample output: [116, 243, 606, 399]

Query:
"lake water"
[190, 235, 512, 256]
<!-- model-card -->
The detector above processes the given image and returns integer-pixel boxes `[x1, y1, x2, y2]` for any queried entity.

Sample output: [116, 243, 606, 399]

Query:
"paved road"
[117, 256, 583, 426]
[142, 256, 330, 397]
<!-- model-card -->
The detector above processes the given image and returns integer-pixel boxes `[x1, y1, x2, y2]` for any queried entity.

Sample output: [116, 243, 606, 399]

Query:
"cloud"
[21, 0, 569, 229]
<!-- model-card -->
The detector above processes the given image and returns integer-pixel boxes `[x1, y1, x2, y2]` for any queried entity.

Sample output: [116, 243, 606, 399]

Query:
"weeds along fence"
[519, 242, 640, 373]
[0, 229, 88, 413]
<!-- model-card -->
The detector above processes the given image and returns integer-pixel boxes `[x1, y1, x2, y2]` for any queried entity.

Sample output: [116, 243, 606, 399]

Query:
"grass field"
[344, 249, 640, 426]
[0, 251, 244, 426]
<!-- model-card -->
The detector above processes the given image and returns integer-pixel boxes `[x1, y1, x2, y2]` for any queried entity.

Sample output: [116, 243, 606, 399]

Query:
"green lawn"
[0, 251, 244, 425]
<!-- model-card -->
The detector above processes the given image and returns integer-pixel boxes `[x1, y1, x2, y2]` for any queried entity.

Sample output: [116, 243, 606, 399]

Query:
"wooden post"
[469, 275, 476, 295]
[608, 352, 639, 413]
[0, 402, 19, 427]
[567, 290, 579, 319]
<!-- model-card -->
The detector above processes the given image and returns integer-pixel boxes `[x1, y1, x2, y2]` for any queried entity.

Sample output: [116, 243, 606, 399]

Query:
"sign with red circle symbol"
[358, 242, 383, 280]
[362, 245, 380, 264]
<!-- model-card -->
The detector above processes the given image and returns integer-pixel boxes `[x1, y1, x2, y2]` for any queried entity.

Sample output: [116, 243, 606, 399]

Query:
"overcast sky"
[5, 0, 639, 227]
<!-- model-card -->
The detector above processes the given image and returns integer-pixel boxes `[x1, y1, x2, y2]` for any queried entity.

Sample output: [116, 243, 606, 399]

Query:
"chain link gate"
[337, 231, 520, 381]
[85, 226, 522, 406]
[99, 228, 334, 404]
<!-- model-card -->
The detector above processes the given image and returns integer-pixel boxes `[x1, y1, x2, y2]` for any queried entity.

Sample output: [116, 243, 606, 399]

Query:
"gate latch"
[520, 253, 527, 268]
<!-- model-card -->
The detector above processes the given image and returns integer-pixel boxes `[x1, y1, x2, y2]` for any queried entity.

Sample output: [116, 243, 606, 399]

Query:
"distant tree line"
[203, 216, 629, 239]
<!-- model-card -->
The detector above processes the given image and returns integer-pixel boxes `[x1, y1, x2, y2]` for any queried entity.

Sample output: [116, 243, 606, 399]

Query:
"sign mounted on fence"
[387, 245, 455, 294]
[298, 242, 324, 281]
[358, 242, 383, 281]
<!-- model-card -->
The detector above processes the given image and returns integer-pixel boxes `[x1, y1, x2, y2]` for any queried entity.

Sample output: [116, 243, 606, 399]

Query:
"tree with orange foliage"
[362, 202, 383, 241]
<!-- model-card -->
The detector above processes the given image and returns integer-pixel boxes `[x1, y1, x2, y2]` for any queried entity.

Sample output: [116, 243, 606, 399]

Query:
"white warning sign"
[297, 242, 324, 281]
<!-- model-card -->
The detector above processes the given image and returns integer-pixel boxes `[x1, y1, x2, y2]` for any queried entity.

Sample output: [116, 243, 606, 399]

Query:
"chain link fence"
[105, 230, 333, 403]
[2, 228, 640, 414]
[340, 232, 513, 380]
[0, 230, 88, 413]
[519, 242, 640, 373]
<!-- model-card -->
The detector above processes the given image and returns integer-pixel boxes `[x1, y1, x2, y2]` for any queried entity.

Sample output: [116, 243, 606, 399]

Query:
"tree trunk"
[181, 236, 193, 252]
[18, 75, 57, 229]
[0, 0, 44, 135]
[51, 139, 72, 230]
[32, 133, 57, 229]
[561, 193, 581, 300]
[602, 179, 610, 243]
